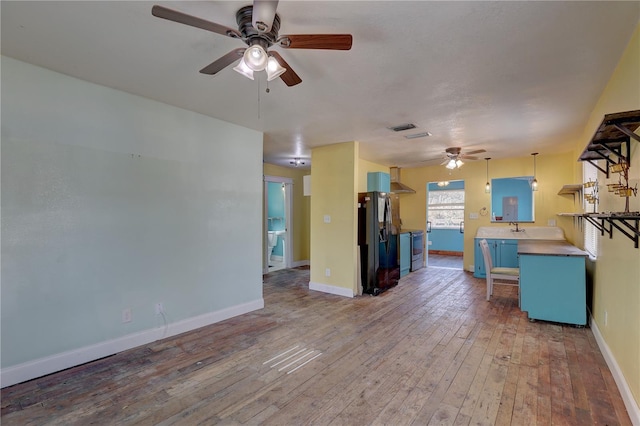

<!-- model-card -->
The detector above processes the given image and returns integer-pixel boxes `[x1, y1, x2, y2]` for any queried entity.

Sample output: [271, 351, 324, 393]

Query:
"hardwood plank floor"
[1, 266, 632, 425]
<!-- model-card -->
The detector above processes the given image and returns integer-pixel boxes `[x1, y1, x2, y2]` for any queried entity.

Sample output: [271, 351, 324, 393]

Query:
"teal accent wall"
[428, 229, 464, 252]
[1, 57, 263, 374]
[491, 177, 533, 221]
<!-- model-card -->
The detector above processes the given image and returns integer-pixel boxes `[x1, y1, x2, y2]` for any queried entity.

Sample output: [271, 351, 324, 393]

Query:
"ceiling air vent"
[405, 132, 432, 139]
[387, 123, 417, 132]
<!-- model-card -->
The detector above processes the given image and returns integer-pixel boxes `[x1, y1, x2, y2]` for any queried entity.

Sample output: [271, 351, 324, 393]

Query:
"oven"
[410, 230, 424, 271]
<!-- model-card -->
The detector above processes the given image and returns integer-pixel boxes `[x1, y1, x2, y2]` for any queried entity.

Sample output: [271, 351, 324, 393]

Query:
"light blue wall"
[428, 229, 464, 252]
[491, 177, 533, 221]
[1, 57, 263, 378]
[267, 182, 285, 256]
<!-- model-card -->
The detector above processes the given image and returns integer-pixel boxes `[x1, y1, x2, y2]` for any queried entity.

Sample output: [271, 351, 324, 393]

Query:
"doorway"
[426, 180, 465, 270]
[264, 175, 293, 274]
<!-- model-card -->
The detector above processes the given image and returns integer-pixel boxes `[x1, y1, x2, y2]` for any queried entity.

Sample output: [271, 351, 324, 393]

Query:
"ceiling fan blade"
[465, 149, 487, 155]
[199, 48, 245, 75]
[152, 5, 242, 39]
[460, 155, 480, 161]
[252, 0, 279, 33]
[270, 51, 302, 86]
[277, 34, 353, 50]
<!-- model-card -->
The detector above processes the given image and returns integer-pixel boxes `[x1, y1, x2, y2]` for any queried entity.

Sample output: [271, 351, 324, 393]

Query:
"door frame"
[264, 175, 293, 274]
[425, 180, 466, 267]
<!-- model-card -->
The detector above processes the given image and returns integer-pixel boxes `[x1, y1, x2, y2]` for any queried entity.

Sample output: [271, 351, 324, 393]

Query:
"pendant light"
[484, 157, 491, 193]
[531, 152, 539, 191]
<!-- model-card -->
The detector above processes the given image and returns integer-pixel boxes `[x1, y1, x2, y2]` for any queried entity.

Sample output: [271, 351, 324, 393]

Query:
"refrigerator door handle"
[426, 221, 432, 233]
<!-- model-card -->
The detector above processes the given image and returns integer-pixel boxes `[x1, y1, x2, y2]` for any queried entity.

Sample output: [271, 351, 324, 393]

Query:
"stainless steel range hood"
[389, 167, 415, 194]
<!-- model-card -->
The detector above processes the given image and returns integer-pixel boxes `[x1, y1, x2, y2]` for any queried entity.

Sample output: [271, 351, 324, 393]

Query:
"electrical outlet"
[325, 268, 331, 277]
[122, 308, 132, 323]
[155, 303, 164, 315]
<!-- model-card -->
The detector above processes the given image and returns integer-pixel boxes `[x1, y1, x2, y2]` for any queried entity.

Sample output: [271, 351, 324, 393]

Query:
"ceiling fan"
[151, 1, 353, 87]
[423, 147, 487, 169]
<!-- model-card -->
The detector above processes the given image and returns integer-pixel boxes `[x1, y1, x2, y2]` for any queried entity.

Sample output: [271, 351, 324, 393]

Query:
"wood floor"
[1, 266, 631, 425]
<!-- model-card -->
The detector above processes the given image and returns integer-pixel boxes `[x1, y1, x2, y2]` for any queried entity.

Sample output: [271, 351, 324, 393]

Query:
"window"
[583, 162, 598, 257]
[428, 189, 465, 229]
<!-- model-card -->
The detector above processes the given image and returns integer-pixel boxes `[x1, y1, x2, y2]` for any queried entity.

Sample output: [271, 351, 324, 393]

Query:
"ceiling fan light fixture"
[266, 56, 286, 81]
[243, 45, 269, 71]
[233, 58, 255, 80]
[445, 159, 457, 170]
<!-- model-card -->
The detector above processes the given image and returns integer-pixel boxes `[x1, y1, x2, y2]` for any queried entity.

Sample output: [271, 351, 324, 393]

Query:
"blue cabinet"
[474, 238, 519, 278]
[399, 233, 411, 277]
[367, 172, 390, 193]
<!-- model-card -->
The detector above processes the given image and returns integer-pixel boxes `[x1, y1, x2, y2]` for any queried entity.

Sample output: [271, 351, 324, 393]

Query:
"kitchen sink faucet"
[509, 222, 523, 232]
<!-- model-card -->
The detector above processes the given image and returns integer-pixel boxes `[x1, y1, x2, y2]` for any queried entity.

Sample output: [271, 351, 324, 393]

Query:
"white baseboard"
[292, 260, 310, 268]
[590, 314, 640, 425]
[309, 281, 354, 298]
[1, 298, 264, 389]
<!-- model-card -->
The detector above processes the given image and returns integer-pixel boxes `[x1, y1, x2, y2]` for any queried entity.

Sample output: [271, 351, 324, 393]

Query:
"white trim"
[292, 260, 310, 268]
[309, 281, 354, 298]
[1, 299, 264, 388]
[590, 313, 640, 425]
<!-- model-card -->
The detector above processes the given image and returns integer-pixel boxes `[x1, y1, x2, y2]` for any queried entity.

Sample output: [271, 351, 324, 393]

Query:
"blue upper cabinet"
[367, 172, 390, 193]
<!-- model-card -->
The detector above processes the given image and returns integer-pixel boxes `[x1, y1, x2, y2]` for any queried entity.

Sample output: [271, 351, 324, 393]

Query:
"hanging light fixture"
[531, 152, 539, 191]
[290, 158, 305, 167]
[484, 157, 491, 193]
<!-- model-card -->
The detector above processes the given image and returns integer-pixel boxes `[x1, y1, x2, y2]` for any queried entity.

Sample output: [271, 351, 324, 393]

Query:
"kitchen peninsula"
[518, 239, 589, 326]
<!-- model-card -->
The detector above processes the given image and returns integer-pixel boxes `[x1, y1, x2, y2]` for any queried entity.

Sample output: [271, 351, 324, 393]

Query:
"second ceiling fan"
[152, 1, 353, 87]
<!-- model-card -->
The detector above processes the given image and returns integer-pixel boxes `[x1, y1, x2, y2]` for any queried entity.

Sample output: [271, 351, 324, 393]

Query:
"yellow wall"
[310, 142, 359, 294]
[263, 163, 311, 265]
[358, 159, 389, 192]
[398, 152, 575, 271]
[571, 24, 640, 407]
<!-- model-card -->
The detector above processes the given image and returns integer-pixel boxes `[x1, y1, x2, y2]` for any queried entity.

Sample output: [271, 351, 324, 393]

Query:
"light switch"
[324, 215, 331, 223]
[469, 212, 479, 219]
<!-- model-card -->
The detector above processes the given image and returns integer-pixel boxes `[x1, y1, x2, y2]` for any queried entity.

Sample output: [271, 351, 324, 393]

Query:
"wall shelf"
[578, 109, 640, 178]
[558, 184, 583, 203]
[557, 212, 640, 248]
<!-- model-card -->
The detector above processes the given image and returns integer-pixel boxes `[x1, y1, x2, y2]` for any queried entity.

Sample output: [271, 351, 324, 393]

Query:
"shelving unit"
[559, 109, 640, 248]
[578, 110, 640, 178]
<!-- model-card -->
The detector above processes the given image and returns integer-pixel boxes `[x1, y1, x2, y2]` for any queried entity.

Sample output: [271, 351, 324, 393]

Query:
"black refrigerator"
[357, 191, 400, 295]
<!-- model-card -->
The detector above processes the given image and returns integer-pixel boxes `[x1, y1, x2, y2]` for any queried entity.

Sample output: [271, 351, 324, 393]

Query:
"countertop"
[518, 240, 588, 257]
[475, 226, 565, 240]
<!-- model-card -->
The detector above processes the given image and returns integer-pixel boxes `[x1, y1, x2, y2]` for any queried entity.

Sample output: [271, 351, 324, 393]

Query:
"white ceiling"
[2, 1, 639, 169]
